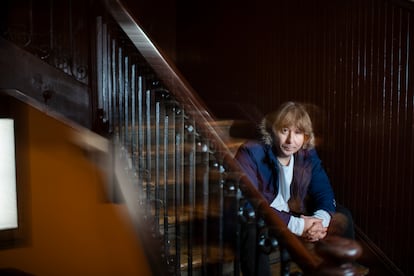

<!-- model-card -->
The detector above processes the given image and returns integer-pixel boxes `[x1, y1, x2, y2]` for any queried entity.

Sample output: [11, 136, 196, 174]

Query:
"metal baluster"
[175, 125, 182, 275]
[107, 33, 113, 133]
[169, 104, 177, 272]
[137, 75, 144, 187]
[96, 16, 111, 130]
[109, 38, 118, 203]
[124, 56, 129, 148]
[163, 114, 170, 263]
[102, 22, 108, 122]
[200, 139, 210, 275]
[103, 24, 109, 123]
[118, 46, 124, 143]
[145, 89, 152, 213]
[107, 38, 118, 202]
[175, 107, 185, 274]
[234, 181, 242, 276]
[111, 39, 117, 135]
[205, 159, 224, 275]
[218, 162, 225, 275]
[131, 64, 136, 167]
[155, 100, 160, 233]
[178, 109, 185, 223]
[188, 150, 195, 276]
[186, 119, 196, 275]
[96, 16, 103, 110]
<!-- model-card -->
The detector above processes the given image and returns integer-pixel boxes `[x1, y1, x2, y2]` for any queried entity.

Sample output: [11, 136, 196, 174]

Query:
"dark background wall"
[175, 0, 414, 274]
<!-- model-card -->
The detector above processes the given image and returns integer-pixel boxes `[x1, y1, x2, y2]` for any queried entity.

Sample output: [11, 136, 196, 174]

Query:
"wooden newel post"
[313, 235, 364, 275]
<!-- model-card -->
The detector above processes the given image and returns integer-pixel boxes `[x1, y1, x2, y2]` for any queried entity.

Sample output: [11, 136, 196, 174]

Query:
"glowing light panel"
[0, 119, 18, 230]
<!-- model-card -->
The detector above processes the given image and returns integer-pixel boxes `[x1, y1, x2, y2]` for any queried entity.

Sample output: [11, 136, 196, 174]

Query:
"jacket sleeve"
[235, 143, 293, 225]
[307, 149, 336, 214]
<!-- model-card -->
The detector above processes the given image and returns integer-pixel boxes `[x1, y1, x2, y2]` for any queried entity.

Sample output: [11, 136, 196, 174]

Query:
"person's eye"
[281, 128, 289, 133]
[295, 130, 303, 135]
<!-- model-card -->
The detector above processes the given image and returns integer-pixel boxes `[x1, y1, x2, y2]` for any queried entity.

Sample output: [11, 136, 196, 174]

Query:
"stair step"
[178, 244, 236, 275]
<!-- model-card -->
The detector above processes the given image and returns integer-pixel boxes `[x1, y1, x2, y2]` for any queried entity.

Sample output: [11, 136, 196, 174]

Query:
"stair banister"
[103, 0, 328, 273]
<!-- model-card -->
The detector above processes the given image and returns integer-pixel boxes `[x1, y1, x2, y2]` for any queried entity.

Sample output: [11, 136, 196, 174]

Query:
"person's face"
[274, 125, 305, 158]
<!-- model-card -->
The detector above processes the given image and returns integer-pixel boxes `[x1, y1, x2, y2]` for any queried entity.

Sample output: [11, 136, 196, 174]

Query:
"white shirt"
[270, 155, 331, 236]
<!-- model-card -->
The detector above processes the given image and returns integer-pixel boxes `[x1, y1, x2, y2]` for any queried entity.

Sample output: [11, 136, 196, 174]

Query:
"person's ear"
[302, 134, 310, 148]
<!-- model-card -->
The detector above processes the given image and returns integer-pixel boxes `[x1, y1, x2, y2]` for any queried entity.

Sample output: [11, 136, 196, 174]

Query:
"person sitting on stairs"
[235, 101, 355, 276]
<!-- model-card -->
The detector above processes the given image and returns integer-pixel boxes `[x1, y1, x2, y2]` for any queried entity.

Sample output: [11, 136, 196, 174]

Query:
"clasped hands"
[301, 215, 327, 242]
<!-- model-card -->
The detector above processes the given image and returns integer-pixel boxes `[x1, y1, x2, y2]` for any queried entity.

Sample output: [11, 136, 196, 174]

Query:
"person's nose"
[285, 131, 292, 143]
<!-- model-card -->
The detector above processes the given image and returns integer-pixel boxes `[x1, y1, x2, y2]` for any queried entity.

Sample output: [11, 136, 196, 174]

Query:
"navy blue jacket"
[235, 140, 336, 225]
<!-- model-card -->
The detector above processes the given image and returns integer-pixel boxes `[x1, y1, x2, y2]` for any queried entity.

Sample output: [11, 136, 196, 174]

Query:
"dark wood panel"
[176, 0, 414, 274]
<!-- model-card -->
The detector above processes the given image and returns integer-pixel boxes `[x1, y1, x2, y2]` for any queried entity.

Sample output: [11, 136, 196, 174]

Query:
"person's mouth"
[282, 146, 295, 152]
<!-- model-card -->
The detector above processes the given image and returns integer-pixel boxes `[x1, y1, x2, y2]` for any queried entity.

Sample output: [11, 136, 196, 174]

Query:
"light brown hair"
[259, 101, 315, 149]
